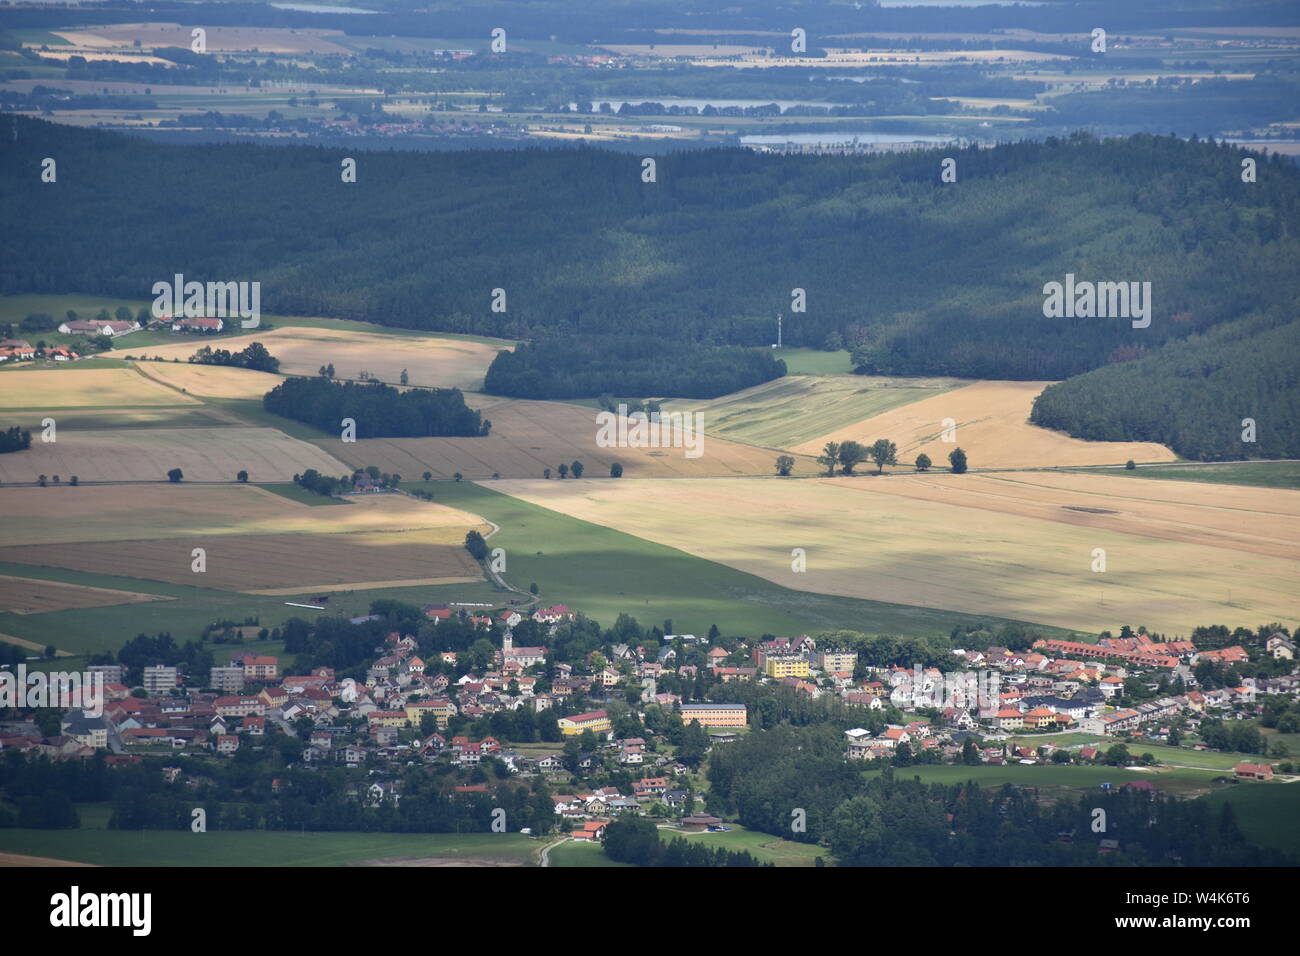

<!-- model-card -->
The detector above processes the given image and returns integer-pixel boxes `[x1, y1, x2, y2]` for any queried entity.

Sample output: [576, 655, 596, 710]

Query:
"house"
[558, 710, 612, 737]
[571, 821, 608, 841]
[681, 814, 723, 831]
[1234, 763, 1274, 782]
[1266, 634, 1296, 660]
[216, 734, 240, 755]
[171, 316, 224, 332]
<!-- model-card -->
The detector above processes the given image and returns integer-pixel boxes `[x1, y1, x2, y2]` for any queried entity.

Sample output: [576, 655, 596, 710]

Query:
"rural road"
[538, 836, 568, 867]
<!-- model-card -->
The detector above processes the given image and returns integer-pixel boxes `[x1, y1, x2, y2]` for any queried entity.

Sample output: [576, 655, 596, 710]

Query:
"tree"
[167, 468, 183, 482]
[69, 475, 78, 486]
[236, 470, 248, 483]
[453, 472, 463, 482]
[948, 447, 968, 474]
[570, 460, 584, 478]
[400, 368, 409, 386]
[915, 453, 932, 472]
[557, 463, 568, 479]
[422, 471, 432, 481]
[610, 462, 623, 478]
[818, 441, 840, 477]
[37, 475, 47, 487]
[869, 438, 898, 474]
[543, 468, 551, 479]
[464, 530, 488, 561]
[838, 440, 867, 475]
[1125, 459, 1136, 470]
[775, 455, 795, 476]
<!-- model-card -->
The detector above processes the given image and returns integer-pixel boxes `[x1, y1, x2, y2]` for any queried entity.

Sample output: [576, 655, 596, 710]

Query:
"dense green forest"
[706, 723, 1293, 866]
[1032, 308, 1300, 459]
[483, 334, 785, 399]
[2, 118, 1297, 451]
[0, 425, 32, 454]
[262, 377, 488, 438]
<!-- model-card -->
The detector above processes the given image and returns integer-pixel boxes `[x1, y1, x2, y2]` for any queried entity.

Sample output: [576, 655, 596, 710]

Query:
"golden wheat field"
[0, 426, 351, 483]
[489, 474, 1300, 635]
[130, 361, 284, 399]
[0, 573, 168, 614]
[791, 380, 1177, 468]
[53, 23, 355, 55]
[317, 399, 812, 479]
[0, 367, 199, 409]
[135, 327, 507, 391]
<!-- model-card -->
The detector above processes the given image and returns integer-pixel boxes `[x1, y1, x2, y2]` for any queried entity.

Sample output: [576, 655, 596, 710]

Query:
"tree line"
[263, 377, 488, 438]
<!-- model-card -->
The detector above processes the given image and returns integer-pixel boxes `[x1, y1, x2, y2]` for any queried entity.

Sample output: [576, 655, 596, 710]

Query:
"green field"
[0, 828, 540, 867]
[770, 348, 854, 375]
[662, 373, 960, 450]
[546, 839, 633, 867]
[1198, 784, 1300, 858]
[1008, 734, 1262, 771]
[863, 763, 1225, 796]
[256, 483, 351, 507]
[662, 824, 826, 866]
[0, 560, 503, 656]
[1079, 461, 1300, 491]
[425, 480, 1073, 640]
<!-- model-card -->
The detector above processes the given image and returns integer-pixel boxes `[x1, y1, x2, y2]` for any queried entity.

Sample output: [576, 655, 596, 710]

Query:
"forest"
[2, 118, 1297, 451]
[262, 377, 488, 438]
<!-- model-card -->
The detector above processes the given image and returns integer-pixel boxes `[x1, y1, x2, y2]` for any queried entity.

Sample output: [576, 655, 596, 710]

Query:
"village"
[2, 604, 1295, 844]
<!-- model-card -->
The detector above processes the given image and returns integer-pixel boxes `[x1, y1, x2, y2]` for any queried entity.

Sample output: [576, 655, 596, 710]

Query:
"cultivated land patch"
[0, 530, 482, 592]
[791, 380, 1177, 468]
[0, 483, 489, 546]
[0, 366, 199, 409]
[662, 375, 962, 450]
[52, 23, 356, 55]
[130, 361, 285, 400]
[0, 425, 351, 483]
[136, 327, 506, 391]
[490, 474, 1299, 636]
[0, 572, 168, 614]
[318, 399, 809, 479]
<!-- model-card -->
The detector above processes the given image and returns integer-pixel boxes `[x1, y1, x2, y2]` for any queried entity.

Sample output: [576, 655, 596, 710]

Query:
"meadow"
[790, 380, 1177, 468]
[0, 572, 165, 615]
[1082, 461, 1300, 491]
[862, 762, 1226, 797]
[488, 472, 1298, 636]
[1198, 784, 1300, 858]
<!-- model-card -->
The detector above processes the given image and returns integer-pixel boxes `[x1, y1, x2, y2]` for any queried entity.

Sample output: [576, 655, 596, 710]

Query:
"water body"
[740, 131, 952, 146]
[585, 97, 838, 114]
[270, 3, 379, 12]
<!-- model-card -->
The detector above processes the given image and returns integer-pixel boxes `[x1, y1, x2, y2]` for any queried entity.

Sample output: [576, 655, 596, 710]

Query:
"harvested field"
[0, 483, 489, 547]
[0, 572, 168, 614]
[0, 426, 351, 483]
[131, 361, 284, 399]
[134, 327, 507, 391]
[317, 399, 814, 479]
[0, 366, 198, 409]
[791, 380, 1177, 468]
[490, 474, 1299, 635]
[0, 531, 483, 592]
[0, 852, 94, 867]
[53, 23, 355, 55]
[662, 375, 961, 450]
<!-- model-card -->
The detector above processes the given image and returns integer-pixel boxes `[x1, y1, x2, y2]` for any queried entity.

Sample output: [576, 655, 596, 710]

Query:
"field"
[0, 828, 540, 867]
[546, 839, 633, 867]
[863, 763, 1225, 796]
[488, 471, 1300, 635]
[770, 348, 854, 376]
[318, 399, 809, 480]
[0, 425, 351, 483]
[661, 374, 961, 450]
[0, 572, 167, 614]
[134, 326, 506, 391]
[130, 361, 285, 400]
[424, 480, 1073, 639]
[662, 824, 826, 866]
[0, 531, 482, 593]
[0, 365, 198, 409]
[790, 380, 1178, 468]
[51, 23, 357, 55]
[0, 483, 487, 592]
[1083, 461, 1300, 491]
[1199, 784, 1300, 858]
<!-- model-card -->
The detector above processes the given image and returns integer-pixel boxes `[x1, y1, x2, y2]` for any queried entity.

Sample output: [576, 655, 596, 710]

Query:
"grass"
[256, 483, 350, 506]
[863, 763, 1226, 796]
[661, 823, 826, 866]
[0, 560, 503, 655]
[0, 828, 540, 867]
[1009, 734, 1262, 771]
[1079, 461, 1300, 491]
[421, 480, 1074, 640]
[771, 348, 854, 375]
[1198, 784, 1300, 859]
[547, 839, 633, 867]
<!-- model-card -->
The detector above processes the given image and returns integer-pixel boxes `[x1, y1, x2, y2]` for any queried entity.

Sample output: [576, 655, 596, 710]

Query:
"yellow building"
[817, 651, 857, 673]
[558, 710, 612, 737]
[678, 703, 748, 729]
[764, 656, 811, 679]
